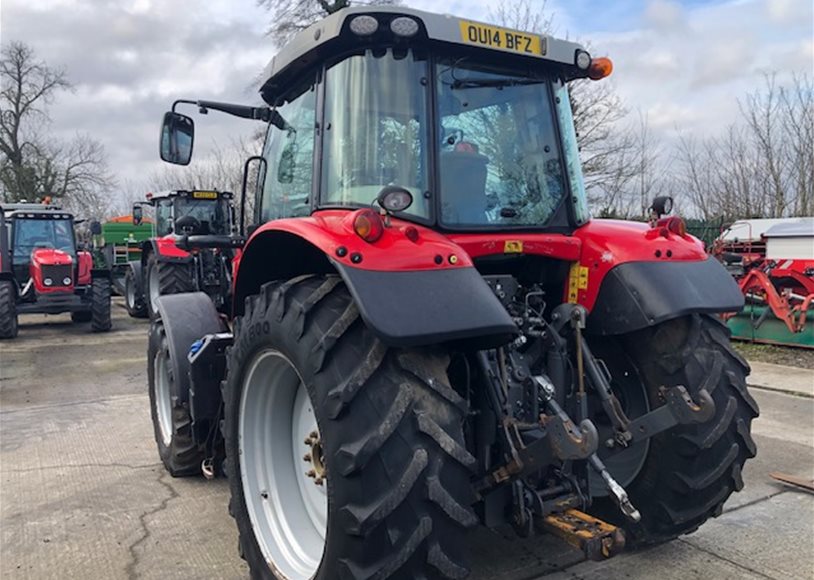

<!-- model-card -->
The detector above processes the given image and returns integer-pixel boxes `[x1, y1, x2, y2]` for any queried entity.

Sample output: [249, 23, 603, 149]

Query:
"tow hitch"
[542, 508, 626, 561]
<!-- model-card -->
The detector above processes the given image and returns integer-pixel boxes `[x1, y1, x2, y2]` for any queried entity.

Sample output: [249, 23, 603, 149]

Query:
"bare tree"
[0, 41, 115, 214]
[257, 0, 402, 46]
[675, 73, 813, 221]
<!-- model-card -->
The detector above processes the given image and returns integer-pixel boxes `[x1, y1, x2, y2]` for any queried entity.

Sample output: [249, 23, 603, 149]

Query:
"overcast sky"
[2, 0, 812, 202]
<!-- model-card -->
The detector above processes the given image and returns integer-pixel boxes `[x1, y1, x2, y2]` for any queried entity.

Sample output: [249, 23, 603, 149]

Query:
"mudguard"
[587, 256, 744, 335]
[154, 292, 224, 412]
[333, 262, 518, 348]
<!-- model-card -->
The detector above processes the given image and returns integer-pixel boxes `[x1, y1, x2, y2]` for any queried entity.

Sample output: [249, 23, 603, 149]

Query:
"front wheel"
[590, 314, 759, 544]
[0, 280, 18, 339]
[147, 320, 204, 476]
[90, 277, 112, 332]
[223, 276, 477, 580]
[146, 254, 194, 319]
[125, 266, 147, 318]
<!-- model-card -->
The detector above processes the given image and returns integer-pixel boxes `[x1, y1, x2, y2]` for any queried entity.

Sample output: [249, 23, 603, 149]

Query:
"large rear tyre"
[146, 253, 194, 319]
[590, 314, 759, 545]
[90, 277, 112, 332]
[223, 276, 476, 580]
[125, 266, 148, 318]
[0, 280, 18, 339]
[147, 320, 204, 476]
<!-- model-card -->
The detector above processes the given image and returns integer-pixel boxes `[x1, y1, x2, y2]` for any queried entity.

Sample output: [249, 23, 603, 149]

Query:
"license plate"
[459, 21, 543, 56]
[192, 191, 218, 199]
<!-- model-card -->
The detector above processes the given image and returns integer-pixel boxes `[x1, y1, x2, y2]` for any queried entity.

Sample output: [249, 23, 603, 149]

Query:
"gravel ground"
[733, 341, 814, 369]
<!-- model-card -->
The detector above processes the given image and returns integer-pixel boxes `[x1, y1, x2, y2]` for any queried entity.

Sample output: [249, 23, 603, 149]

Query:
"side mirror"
[160, 111, 195, 165]
[650, 196, 674, 218]
[133, 204, 143, 226]
[90, 220, 102, 236]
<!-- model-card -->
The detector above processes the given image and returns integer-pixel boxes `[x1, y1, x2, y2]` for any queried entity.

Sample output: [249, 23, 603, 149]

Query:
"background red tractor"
[0, 203, 111, 338]
[146, 7, 758, 579]
[123, 189, 239, 318]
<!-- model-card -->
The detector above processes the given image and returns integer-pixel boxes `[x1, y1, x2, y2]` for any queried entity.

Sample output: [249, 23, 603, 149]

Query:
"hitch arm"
[626, 385, 716, 444]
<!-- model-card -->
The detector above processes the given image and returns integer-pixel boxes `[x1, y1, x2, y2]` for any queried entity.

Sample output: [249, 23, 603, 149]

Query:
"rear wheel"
[146, 253, 194, 319]
[590, 314, 759, 544]
[90, 277, 112, 332]
[148, 320, 204, 476]
[0, 280, 18, 339]
[125, 266, 147, 318]
[223, 276, 476, 580]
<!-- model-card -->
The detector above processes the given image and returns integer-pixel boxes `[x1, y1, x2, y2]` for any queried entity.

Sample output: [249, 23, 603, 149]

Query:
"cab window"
[259, 82, 317, 222]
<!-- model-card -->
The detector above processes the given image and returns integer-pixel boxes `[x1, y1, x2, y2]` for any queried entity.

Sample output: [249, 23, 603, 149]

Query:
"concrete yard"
[1, 300, 813, 579]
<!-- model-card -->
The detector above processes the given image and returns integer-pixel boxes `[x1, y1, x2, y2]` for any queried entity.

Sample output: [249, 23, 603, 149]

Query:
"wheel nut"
[310, 430, 318, 439]
[314, 477, 324, 486]
[304, 437, 312, 445]
[306, 469, 316, 478]
[303, 453, 312, 462]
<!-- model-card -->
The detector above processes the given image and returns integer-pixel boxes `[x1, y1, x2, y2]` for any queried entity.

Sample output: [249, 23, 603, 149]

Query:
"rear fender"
[578, 220, 744, 335]
[234, 212, 517, 348]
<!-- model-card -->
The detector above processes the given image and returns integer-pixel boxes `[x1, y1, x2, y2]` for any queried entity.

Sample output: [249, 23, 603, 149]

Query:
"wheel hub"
[303, 431, 327, 486]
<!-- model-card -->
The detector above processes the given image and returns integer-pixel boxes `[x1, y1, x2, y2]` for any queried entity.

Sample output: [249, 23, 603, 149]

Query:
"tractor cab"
[138, 190, 233, 238]
[160, 7, 611, 233]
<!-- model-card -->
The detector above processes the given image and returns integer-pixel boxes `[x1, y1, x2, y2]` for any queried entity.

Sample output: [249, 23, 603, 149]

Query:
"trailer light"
[588, 57, 613, 80]
[349, 15, 379, 36]
[390, 16, 419, 37]
[575, 49, 591, 70]
[353, 209, 384, 243]
[44, 278, 53, 286]
[63, 277, 72, 285]
[666, 217, 687, 237]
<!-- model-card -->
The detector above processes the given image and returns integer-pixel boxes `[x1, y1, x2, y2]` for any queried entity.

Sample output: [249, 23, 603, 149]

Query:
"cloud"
[591, 0, 813, 142]
[643, 0, 685, 30]
[3, 0, 271, 198]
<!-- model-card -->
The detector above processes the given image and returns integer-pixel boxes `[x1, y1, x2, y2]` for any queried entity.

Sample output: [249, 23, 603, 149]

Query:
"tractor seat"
[440, 143, 489, 225]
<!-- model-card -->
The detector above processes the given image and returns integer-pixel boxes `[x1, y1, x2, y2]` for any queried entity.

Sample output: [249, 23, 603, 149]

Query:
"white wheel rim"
[154, 347, 173, 446]
[239, 349, 327, 579]
[148, 265, 160, 313]
[126, 275, 136, 309]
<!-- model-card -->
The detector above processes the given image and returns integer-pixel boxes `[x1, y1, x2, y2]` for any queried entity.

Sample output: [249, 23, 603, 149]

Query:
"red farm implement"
[716, 218, 814, 348]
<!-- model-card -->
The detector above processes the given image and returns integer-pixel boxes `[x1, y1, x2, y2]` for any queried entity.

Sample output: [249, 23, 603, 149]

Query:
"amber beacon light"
[588, 57, 613, 80]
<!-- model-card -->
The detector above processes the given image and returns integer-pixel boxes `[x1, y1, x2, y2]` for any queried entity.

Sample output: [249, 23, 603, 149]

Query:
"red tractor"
[148, 8, 758, 579]
[0, 203, 111, 338]
[123, 189, 239, 318]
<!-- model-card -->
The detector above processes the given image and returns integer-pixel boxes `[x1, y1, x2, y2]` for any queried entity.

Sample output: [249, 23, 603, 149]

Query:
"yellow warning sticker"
[568, 263, 589, 303]
[504, 240, 524, 253]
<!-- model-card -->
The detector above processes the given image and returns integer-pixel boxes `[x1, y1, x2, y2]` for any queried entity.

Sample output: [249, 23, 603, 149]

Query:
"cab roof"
[147, 189, 233, 202]
[0, 204, 72, 220]
[259, 6, 589, 103]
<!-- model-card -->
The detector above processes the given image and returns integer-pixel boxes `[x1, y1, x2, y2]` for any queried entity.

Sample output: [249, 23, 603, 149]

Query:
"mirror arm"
[173, 99, 272, 122]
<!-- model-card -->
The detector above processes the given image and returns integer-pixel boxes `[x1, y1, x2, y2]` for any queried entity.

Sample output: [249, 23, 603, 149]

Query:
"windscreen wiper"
[451, 78, 546, 90]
